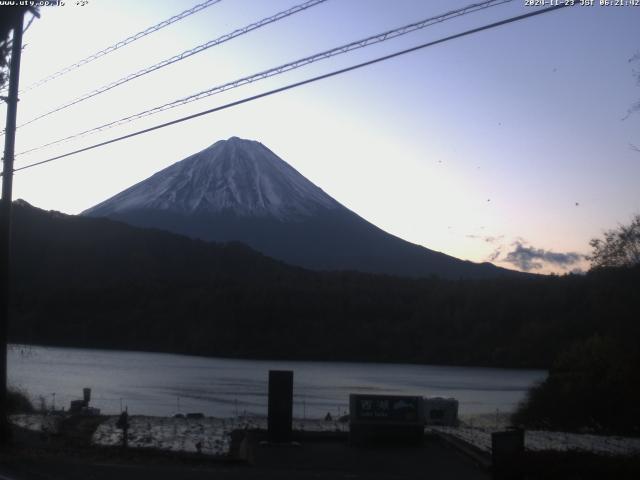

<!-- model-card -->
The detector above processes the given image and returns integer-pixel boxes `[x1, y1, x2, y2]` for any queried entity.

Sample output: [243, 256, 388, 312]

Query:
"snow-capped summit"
[84, 137, 520, 279]
[86, 137, 340, 220]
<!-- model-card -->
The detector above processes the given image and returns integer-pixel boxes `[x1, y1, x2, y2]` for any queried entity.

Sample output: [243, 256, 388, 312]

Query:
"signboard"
[349, 394, 424, 445]
[352, 395, 422, 423]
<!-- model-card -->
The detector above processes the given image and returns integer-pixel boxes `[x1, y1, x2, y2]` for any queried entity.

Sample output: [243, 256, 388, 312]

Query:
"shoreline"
[10, 412, 640, 459]
[8, 342, 550, 372]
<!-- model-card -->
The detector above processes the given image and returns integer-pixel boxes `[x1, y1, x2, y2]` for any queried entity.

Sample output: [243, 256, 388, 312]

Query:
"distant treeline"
[7, 201, 640, 370]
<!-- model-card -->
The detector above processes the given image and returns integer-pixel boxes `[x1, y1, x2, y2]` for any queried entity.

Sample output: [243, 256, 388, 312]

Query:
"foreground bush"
[512, 335, 640, 435]
[6, 388, 34, 414]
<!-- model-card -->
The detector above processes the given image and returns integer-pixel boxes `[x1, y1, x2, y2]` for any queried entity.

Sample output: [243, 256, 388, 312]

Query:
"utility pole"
[0, 8, 25, 445]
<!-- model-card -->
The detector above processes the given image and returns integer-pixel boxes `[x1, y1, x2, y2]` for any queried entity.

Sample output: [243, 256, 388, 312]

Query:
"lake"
[8, 344, 546, 418]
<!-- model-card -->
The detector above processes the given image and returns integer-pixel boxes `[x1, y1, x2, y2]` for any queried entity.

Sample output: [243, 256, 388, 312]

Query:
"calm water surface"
[8, 345, 546, 418]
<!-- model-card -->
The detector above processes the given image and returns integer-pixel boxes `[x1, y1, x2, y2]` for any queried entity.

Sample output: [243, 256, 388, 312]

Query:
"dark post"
[491, 428, 524, 480]
[267, 370, 293, 443]
[0, 8, 25, 445]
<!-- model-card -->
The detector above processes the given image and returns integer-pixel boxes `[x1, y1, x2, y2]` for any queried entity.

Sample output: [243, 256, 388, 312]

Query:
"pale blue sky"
[3, 0, 639, 273]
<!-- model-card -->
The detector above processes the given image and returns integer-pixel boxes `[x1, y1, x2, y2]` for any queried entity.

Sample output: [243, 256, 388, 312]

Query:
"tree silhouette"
[629, 52, 640, 116]
[0, 7, 36, 93]
[0, 12, 13, 91]
[589, 214, 640, 269]
[628, 52, 640, 152]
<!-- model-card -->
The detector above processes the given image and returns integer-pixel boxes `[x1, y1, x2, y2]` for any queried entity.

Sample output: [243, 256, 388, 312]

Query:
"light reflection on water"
[8, 344, 546, 418]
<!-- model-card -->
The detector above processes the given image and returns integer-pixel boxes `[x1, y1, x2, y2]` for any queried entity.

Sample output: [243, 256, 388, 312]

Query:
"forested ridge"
[7, 201, 640, 370]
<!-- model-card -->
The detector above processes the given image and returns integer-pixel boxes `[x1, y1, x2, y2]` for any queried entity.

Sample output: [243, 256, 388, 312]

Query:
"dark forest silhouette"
[6, 201, 639, 374]
[513, 213, 640, 434]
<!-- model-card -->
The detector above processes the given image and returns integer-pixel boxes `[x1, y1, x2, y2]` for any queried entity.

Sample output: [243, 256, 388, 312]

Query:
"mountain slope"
[84, 137, 519, 279]
[87, 137, 340, 219]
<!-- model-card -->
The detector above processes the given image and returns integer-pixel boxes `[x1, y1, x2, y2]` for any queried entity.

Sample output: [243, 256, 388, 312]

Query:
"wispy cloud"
[486, 246, 502, 262]
[470, 233, 587, 273]
[465, 234, 504, 244]
[502, 242, 585, 272]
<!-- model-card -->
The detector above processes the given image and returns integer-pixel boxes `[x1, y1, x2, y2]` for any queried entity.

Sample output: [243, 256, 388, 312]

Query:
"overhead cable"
[3, 0, 224, 95]
[14, 0, 328, 130]
[11, 3, 574, 175]
[16, 0, 511, 157]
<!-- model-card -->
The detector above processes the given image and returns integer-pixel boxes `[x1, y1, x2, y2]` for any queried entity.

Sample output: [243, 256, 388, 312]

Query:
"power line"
[11, 3, 574, 175]
[13, 0, 328, 131]
[1, 0, 224, 95]
[15, 0, 512, 158]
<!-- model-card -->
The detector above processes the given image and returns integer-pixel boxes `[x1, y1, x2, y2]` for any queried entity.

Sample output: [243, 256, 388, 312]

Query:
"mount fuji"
[83, 137, 516, 279]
